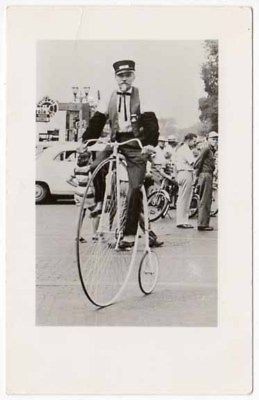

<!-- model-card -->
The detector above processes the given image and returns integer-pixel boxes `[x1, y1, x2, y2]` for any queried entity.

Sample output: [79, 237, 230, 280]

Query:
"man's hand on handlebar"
[141, 145, 156, 156]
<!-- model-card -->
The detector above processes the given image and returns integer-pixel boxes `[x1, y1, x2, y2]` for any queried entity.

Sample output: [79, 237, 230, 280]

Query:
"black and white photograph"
[36, 40, 218, 326]
[6, 5, 253, 395]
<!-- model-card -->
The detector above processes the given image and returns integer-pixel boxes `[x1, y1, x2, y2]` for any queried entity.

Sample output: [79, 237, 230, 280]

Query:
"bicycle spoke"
[76, 158, 137, 307]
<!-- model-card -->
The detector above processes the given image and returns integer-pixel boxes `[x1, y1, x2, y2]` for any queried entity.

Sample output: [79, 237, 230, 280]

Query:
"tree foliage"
[199, 40, 218, 133]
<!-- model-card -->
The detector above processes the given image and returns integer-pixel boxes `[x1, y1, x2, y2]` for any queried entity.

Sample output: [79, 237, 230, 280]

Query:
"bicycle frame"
[84, 137, 148, 251]
[76, 138, 159, 306]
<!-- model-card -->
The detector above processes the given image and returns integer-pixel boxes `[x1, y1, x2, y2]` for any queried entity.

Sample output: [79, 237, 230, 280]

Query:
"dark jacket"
[138, 112, 159, 147]
[82, 111, 107, 143]
[194, 144, 215, 175]
[82, 111, 159, 147]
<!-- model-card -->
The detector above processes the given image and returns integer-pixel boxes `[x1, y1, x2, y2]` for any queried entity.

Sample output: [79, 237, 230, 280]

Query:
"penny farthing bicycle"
[76, 138, 159, 307]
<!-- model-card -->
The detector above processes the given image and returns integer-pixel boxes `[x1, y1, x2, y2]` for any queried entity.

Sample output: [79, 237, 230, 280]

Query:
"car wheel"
[35, 182, 50, 204]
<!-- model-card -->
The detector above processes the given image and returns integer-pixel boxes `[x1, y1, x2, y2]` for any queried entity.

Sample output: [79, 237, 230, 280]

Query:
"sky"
[37, 40, 206, 135]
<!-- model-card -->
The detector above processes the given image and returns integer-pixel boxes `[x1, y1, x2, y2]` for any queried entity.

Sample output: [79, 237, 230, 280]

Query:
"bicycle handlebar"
[84, 137, 143, 149]
[117, 138, 143, 149]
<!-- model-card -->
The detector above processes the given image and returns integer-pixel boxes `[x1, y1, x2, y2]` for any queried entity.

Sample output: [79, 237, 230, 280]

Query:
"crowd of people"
[150, 131, 218, 231]
[67, 58, 218, 249]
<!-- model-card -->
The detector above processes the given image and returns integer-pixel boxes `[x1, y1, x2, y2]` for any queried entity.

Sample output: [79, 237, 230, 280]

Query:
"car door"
[52, 150, 77, 194]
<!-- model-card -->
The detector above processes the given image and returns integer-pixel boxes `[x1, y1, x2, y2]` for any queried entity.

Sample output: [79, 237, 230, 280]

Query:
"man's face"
[208, 136, 218, 149]
[168, 141, 177, 148]
[115, 71, 135, 92]
[188, 138, 197, 149]
[196, 142, 203, 152]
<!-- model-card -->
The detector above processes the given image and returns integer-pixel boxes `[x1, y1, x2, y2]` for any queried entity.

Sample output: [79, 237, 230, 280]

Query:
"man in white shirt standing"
[175, 133, 197, 228]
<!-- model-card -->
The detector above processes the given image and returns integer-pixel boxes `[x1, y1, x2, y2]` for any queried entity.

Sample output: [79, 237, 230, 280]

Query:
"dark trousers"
[198, 172, 213, 227]
[91, 142, 147, 236]
[93, 160, 108, 202]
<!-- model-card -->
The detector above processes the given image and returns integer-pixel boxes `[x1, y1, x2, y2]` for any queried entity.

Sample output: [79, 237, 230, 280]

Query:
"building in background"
[36, 87, 94, 143]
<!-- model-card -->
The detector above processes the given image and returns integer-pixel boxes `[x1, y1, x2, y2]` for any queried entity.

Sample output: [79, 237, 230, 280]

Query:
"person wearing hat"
[194, 131, 218, 231]
[82, 59, 163, 248]
[153, 136, 168, 167]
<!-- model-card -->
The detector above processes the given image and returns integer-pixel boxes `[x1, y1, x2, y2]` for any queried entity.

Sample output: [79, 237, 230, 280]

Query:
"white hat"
[168, 134, 178, 142]
[158, 136, 167, 142]
[208, 131, 218, 138]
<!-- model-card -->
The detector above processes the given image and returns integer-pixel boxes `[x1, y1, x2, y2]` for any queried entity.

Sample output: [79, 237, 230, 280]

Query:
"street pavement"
[36, 201, 217, 326]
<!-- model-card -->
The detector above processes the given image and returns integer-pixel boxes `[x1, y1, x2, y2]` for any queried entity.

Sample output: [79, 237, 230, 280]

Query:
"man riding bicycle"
[82, 59, 163, 249]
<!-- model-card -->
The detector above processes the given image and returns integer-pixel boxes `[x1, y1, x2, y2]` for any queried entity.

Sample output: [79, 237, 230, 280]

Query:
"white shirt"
[175, 143, 195, 172]
[116, 87, 133, 133]
[164, 145, 177, 164]
[153, 146, 167, 166]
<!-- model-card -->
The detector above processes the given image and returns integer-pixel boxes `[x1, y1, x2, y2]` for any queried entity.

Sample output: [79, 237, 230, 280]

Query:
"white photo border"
[5, 3, 253, 396]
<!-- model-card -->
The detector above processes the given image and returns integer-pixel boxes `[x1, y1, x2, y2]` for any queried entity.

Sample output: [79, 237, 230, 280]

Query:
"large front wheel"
[76, 157, 137, 307]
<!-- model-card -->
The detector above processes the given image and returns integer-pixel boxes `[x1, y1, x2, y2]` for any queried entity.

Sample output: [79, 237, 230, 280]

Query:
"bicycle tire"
[76, 157, 138, 307]
[210, 209, 218, 217]
[147, 190, 169, 222]
[138, 250, 159, 294]
[210, 188, 218, 217]
[189, 194, 199, 218]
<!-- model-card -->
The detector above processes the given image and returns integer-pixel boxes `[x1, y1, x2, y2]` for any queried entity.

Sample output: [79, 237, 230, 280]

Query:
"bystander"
[194, 131, 218, 231]
[175, 133, 197, 228]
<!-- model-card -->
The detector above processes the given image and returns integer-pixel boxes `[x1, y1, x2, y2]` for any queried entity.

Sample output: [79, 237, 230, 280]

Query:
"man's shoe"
[90, 202, 103, 217]
[118, 240, 134, 250]
[177, 224, 194, 229]
[149, 238, 164, 248]
[148, 230, 164, 247]
[198, 226, 214, 231]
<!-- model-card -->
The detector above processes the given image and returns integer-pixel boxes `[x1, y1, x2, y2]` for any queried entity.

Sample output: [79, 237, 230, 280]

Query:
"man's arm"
[138, 112, 159, 146]
[82, 111, 107, 143]
[194, 146, 209, 171]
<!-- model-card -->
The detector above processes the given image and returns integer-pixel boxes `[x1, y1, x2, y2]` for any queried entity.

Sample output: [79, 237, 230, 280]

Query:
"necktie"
[117, 91, 131, 121]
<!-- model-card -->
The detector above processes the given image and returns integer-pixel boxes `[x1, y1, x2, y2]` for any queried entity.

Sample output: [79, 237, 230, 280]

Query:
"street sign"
[36, 96, 58, 122]
[36, 114, 50, 122]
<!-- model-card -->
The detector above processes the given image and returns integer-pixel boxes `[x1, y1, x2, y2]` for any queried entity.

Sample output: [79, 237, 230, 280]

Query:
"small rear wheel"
[138, 250, 159, 294]
[189, 194, 199, 218]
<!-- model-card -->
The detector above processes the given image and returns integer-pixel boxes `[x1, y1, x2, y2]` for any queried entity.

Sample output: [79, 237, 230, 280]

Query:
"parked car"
[36, 142, 56, 157]
[36, 142, 78, 203]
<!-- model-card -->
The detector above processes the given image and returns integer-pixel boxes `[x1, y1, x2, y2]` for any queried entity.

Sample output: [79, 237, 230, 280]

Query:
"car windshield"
[36, 145, 49, 157]
[54, 150, 76, 162]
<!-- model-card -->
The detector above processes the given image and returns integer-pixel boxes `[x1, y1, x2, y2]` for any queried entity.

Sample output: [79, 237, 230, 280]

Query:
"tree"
[199, 40, 218, 133]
